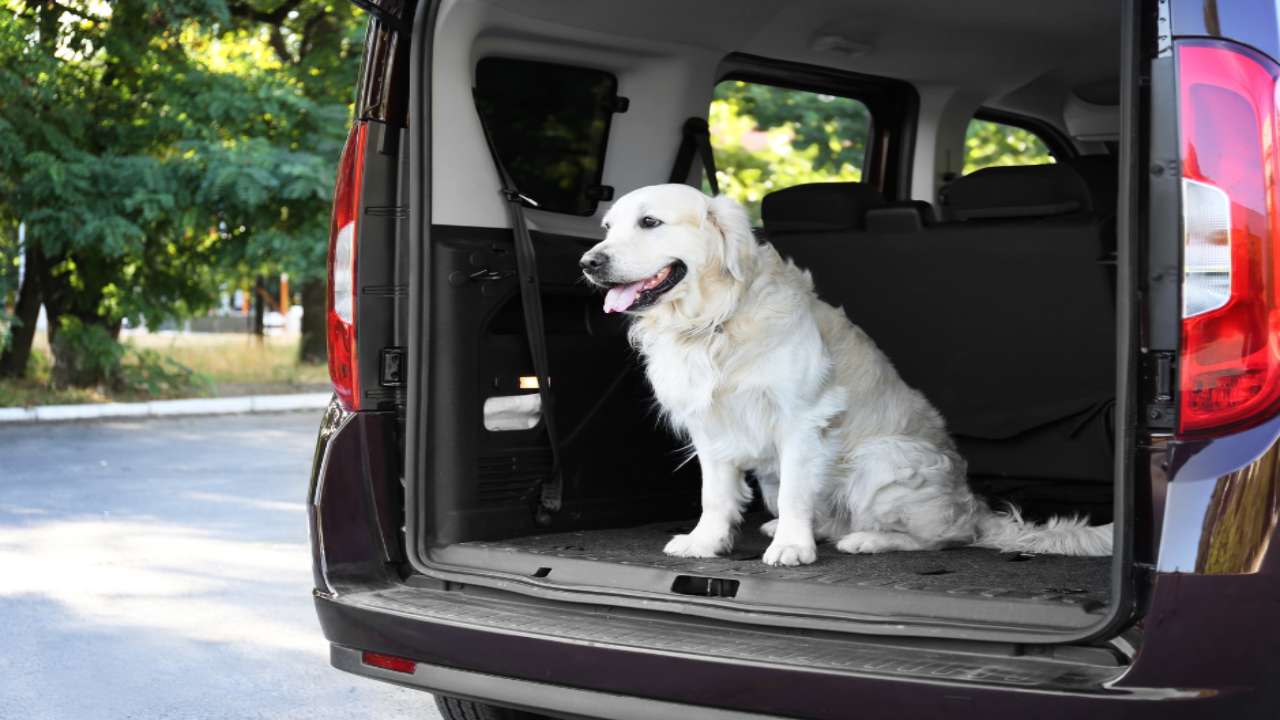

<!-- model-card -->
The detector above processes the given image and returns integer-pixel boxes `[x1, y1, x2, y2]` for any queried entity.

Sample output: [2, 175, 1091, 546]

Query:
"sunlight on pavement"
[0, 518, 322, 655]
[0, 413, 435, 720]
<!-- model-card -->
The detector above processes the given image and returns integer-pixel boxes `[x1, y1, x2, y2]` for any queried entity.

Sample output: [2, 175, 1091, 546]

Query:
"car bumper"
[313, 582, 1267, 720]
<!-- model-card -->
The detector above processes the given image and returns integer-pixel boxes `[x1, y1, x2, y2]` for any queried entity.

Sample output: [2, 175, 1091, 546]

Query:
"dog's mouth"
[602, 261, 687, 314]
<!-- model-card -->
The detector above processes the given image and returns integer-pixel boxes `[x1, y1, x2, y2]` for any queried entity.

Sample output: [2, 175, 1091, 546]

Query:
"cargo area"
[442, 515, 1110, 625]
[407, 0, 1128, 638]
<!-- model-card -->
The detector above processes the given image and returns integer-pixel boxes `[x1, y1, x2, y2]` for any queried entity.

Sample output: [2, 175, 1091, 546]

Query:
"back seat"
[760, 182, 887, 232]
[762, 164, 1117, 487]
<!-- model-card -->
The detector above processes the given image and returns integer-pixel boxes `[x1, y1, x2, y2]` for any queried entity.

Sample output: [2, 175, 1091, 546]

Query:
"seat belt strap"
[472, 95, 564, 513]
[668, 117, 720, 195]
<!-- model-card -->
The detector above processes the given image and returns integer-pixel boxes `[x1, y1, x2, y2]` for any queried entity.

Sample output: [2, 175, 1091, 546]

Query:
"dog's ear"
[705, 194, 757, 283]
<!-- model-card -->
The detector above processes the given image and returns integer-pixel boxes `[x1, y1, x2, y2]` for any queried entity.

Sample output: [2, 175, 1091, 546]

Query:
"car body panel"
[1170, 0, 1280, 64]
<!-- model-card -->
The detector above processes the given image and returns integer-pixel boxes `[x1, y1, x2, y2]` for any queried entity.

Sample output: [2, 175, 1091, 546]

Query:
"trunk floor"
[458, 515, 1111, 611]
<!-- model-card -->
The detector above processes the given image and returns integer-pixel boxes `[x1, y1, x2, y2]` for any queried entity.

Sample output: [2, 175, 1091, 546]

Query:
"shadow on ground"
[0, 412, 437, 720]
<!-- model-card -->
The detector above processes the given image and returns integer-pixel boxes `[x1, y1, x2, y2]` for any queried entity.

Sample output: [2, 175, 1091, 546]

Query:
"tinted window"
[474, 58, 617, 216]
[964, 118, 1055, 174]
[708, 80, 871, 223]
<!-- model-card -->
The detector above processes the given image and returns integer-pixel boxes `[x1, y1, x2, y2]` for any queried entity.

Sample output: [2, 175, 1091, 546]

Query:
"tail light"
[360, 650, 416, 674]
[327, 122, 368, 411]
[1176, 43, 1280, 437]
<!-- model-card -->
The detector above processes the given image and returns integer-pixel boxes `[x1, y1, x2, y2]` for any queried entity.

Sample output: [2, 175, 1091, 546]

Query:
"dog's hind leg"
[834, 436, 975, 555]
[835, 530, 929, 554]
[664, 450, 751, 558]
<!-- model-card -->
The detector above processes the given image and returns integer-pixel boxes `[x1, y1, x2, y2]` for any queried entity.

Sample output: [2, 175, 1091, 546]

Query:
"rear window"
[963, 118, 1056, 174]
[708, 80, 872, 223]
[474, 58, 618, 216]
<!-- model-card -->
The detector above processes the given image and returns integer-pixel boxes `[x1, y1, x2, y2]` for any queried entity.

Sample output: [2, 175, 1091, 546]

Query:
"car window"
[708, 80, 871, 224]
[963, 118, 1055, 174]
[474, 58, 618, 216]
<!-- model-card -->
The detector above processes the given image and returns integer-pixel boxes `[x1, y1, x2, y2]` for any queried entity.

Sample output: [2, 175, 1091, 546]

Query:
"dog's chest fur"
[641, 334, 775, 461]
[635, 311, 831, 466]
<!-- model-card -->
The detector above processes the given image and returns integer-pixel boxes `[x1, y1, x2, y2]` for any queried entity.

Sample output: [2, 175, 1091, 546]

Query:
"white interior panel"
[430, 0, 1121, 227]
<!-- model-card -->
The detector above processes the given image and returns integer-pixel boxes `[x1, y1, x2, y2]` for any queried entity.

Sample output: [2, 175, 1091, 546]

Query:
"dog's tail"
[972, 504, 1112, 557]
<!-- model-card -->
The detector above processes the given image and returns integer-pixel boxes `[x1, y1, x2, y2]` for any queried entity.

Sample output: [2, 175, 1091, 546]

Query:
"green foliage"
[49, 316, 124, 388]
[48, 316, 211, 396]
[0, 0, 365, 385]
[25, 342, 51, 379]
[709, 81, 870, 223]
[963, 119, 1054, 174]
[119, 347, 215, 397]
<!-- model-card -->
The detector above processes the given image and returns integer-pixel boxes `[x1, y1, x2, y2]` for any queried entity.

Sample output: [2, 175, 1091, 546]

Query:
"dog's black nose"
[579, 252, 609, 272]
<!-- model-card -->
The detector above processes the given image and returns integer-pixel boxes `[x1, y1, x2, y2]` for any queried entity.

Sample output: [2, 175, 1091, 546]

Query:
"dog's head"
[580, 184, 757, 323]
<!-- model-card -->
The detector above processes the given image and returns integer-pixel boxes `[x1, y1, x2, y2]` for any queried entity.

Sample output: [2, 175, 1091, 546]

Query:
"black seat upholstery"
[866, 201, 936, 233]
[763, 164, 1117, 487]
[761, 182, 886, 232]
[938, 163, 1095, 221]
[1060, 155, 1119, 221]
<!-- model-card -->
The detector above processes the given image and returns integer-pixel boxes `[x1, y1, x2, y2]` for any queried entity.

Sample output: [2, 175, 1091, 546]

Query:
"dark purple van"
[309, 1, 1280, 716]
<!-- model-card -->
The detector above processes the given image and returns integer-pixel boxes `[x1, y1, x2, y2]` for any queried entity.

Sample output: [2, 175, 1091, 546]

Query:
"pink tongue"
[604, 280, 646, 314]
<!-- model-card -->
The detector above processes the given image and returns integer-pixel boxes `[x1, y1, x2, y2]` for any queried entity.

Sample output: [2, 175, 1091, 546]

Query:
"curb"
[0, 392, 332, 425]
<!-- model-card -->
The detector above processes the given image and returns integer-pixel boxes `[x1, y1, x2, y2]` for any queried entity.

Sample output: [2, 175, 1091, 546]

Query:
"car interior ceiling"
[419, 0, 1122, 617]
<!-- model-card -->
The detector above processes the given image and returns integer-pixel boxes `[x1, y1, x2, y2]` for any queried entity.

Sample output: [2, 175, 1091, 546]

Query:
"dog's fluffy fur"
[581, 184, 1112, 566]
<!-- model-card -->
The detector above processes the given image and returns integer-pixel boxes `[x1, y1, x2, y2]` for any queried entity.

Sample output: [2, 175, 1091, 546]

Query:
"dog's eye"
[638, 216, 662, 229]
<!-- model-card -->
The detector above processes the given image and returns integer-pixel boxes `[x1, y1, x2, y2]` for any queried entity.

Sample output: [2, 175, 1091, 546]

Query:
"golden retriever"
[580, 184, 1112, 566]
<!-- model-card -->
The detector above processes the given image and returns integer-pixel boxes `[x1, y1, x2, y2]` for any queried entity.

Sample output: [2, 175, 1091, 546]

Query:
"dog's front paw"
[762, 539, 817, 566]
[664, 532, 731, 558]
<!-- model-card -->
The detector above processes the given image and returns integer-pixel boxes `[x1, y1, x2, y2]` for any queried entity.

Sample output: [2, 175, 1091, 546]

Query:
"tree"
[708, 81, 871, 223]
[962, 119, 1054, 174]
[221, 0, 363, 363]
[0, 0, 362, 384]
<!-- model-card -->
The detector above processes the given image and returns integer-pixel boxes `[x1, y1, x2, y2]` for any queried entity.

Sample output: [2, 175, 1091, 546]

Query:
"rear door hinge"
[1144, 350, 1176, 430]
[380, 347, 406, 387]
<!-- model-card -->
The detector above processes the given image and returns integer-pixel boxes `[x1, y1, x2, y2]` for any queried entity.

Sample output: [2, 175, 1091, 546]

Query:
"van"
[309, 1, 1280, 716]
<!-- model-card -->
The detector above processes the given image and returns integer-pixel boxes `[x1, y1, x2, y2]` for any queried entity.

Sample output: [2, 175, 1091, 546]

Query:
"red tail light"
[360, 650, 416, 674]
[1176, 43, 1280, 437]
[327, 122, 368, 411]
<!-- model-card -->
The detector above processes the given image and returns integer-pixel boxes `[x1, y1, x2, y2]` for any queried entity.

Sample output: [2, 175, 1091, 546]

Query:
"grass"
[0, 332, 328, 408]
[126, 333, 328, 388]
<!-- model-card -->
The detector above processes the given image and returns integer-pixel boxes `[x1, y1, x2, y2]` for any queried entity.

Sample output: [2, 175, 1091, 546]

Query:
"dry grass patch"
[0, 333, 327, 408]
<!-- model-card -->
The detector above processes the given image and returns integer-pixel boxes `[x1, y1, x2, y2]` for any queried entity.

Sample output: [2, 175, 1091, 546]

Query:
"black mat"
[457, 515, 1111, 611]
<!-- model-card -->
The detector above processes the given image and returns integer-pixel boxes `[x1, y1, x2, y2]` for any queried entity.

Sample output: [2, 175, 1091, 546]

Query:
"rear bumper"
[313, 584, 1266, 720]
[331, 644, 771, 720]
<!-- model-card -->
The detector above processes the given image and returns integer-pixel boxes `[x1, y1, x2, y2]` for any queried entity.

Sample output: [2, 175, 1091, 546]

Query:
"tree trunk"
[252, 274, 266, 339]
[0, 243, 43, 379]
[40, 251, 120, 388]
[298, 277, 326, 364]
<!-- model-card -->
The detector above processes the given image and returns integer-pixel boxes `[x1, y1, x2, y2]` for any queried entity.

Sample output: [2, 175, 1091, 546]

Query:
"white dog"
[579, 184, 1112, 566]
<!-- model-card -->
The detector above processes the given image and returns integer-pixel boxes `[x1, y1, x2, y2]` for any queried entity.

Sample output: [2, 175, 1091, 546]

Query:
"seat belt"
[473, 96, 564, 515]
[668, 117, 720, 195]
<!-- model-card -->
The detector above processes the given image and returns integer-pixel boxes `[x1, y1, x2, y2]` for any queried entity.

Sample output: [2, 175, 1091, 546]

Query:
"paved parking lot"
[0, 411, 438, 720]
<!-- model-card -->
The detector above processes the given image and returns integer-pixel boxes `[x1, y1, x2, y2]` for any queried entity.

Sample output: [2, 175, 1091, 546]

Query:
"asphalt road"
[0, 411, 439, 720]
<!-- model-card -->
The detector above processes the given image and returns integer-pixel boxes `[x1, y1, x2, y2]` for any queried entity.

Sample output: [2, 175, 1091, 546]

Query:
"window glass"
[474, 58, 617, 216]
[963, 118, 1055, 174]
[708, 80, 871, 223]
